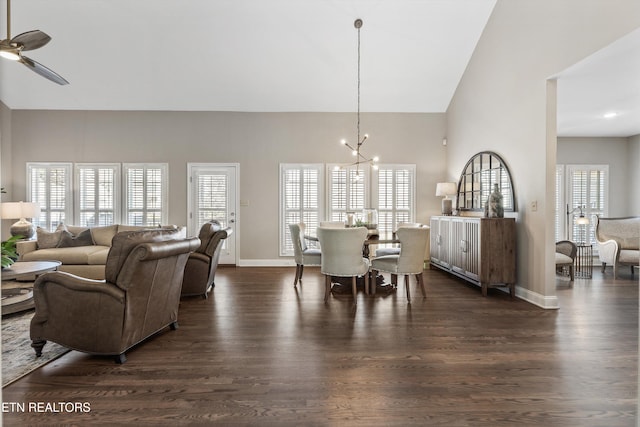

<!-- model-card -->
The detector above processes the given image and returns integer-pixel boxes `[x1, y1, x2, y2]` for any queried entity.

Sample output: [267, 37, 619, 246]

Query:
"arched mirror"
[456, 151, 516, 212]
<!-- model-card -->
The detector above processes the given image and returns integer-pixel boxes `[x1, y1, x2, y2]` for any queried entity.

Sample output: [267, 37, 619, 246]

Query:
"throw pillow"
[36, 227, 63, 249]
[57, 229, 94, 248]
[91, 224, 119, 246]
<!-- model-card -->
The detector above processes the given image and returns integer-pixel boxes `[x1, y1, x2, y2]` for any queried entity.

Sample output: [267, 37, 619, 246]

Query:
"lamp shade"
[1, 201, 41, 219]
[435, 182, 457, 197]
[576, 215, 590, 225]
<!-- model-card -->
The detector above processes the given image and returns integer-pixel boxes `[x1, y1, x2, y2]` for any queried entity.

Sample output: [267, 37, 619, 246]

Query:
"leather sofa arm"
[187, 251, 210, 264]
[204, 228, 232, 257]
[16, 240, 38, 259]
[33, 271, 125, 302]
[116, 237, 200, 290]
[133, 237, 200, 262]
[596, 238, 619, 264]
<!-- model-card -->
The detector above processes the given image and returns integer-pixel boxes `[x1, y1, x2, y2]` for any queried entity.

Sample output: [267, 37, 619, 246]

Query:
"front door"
[187, 163, 238, 265]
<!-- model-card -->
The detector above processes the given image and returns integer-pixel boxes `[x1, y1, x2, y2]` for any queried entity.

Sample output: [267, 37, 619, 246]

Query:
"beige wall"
[446, 0, 640, 307]
[0, 102, 12, 241]
[629, 135, 640, 215]
[557, 136, 634, 217]
[2, 109, 446, 261]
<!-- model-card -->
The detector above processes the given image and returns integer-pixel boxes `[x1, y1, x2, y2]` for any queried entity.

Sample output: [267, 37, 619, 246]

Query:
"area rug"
[2, 311, 69, 387]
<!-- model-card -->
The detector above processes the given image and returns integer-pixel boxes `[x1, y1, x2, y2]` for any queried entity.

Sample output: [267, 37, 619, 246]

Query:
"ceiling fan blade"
[11, 30, 51, 51]
[19, 55, 69, 85]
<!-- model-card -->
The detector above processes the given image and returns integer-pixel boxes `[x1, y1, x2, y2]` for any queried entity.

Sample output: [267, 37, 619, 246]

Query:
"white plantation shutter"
[566, 165, 608, 246]
[555, 165, 564, 241]
[373, 165, 416, 236]
[327, 165, 368, 222]
[280, 164, 323, 256]
[123, 163, 168, 226]
[27, 163, 73, 230]
[75, 164, 120, 226]
[195, 172, 228, 226]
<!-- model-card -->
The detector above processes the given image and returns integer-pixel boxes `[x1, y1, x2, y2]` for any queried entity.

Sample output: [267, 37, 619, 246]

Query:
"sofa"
[30, 228, 200, 363]
[17, 224, 185, 280]
[595, 216, 640, 279]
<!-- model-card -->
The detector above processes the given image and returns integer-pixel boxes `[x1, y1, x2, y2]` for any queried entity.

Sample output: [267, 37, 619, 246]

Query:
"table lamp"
[1, 201, 41, 239]
[436, 182, 457, 215]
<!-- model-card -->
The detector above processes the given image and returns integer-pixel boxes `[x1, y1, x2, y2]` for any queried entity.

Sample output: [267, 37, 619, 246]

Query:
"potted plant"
[1, 235, 22, 268]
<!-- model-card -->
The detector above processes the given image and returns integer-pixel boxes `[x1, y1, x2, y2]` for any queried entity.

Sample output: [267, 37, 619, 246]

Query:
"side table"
[2, 260, 61, 315]
[575, 244, 593, 279]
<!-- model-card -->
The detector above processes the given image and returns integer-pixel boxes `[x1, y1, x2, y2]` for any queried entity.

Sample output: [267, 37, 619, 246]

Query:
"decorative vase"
[485, 183, 504, 218]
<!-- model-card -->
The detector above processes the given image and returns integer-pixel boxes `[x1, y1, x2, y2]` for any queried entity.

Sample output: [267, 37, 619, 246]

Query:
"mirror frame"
[456, 151, 516, 213]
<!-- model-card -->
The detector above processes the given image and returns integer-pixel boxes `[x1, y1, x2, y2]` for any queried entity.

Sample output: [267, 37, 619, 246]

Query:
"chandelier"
[338, 18, 379, 181]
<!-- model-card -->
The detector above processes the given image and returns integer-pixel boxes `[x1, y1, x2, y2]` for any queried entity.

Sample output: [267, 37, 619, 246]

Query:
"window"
[556, 164, 608, 245]
[27, 162, 168, 229]
[279, 164, 324, 256]
[326, 165, 368, 223]
[555, 165, 564, 242]
[75, 163, 121, 227]
[123, 163, 168, 226]
[27, 163, 73, 230]
[372, 165, 416, 236]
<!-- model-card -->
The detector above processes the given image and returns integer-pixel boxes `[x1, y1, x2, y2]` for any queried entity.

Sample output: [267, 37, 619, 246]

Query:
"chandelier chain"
[357, 21, 361, 146]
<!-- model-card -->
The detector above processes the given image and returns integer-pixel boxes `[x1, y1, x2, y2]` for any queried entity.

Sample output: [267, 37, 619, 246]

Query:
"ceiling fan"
[0, 0, 68, 85]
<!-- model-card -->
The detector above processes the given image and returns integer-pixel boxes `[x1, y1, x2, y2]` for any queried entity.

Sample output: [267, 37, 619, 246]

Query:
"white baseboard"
[237, 259, 296, 267]
[515, 286, 559, 309]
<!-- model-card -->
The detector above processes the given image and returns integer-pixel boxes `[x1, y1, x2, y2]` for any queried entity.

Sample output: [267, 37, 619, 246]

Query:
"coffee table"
[2, 261, 62, 316]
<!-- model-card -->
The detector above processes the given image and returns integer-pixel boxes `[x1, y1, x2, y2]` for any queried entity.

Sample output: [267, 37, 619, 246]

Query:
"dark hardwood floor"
[2, 266, 638, 426]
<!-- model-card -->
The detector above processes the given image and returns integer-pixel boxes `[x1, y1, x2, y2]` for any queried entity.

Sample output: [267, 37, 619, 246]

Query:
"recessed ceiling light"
[603, 112, 618, 119]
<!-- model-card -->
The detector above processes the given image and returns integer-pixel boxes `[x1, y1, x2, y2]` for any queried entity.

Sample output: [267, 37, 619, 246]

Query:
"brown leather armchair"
[30, 229, 200, 363]
[181, 220, 233, 298]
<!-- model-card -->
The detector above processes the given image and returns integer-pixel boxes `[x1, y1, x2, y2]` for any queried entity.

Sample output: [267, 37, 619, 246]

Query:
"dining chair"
[374, 223, 429, 285]
[374, 222, 426, 257]
[317, 226, 369, 304]
[319, 221, 345, 228]
[370, 226, 429, 302]
[289, 223, 322, 286]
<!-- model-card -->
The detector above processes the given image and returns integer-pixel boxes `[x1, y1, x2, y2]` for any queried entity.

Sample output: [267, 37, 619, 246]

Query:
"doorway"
[187, 163, 239, 265]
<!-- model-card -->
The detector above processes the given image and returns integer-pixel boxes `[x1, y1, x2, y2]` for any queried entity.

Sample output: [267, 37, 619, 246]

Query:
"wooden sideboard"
[430, 216, 516, 297]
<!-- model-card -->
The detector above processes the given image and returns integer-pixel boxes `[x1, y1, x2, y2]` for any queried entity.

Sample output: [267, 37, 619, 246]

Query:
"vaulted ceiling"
[1, 1, 638, 137]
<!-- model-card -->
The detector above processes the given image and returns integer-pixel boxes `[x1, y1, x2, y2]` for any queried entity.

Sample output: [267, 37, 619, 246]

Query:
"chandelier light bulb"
[340, 139, 347, 145]
[352, 150, 358, 156]
[372, 156, 379, 162]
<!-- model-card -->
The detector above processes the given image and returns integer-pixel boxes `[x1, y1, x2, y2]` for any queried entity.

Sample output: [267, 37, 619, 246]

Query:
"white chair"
[374, 223, 429, 286]
[319, 221, 345, 228]
[317, 227, 369, 304]
[289, 223, 321, 286]
[370, 227, 429, 302]
[555, 240, 577, 281]
[374, 222, 427, 257]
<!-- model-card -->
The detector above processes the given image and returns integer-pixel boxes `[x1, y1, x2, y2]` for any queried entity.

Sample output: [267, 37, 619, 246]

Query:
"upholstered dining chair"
[370, 226, 429, 302]
[317, 226, 369, 304]
[289, 223, 321, 286]
[181, 220, 233, 298]
[374, 222, 427, 257]
[319, 221, 345, 228]
[555, 240, 577, 281]
[374, 223, 429, 285]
